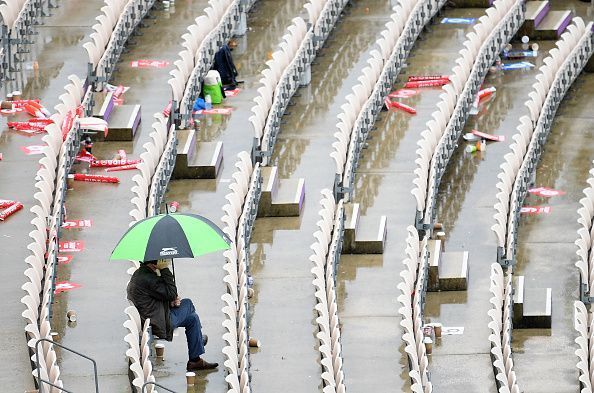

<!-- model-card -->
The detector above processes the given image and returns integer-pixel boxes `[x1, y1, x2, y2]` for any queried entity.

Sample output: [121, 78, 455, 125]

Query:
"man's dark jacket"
[127, 265, 177, 341]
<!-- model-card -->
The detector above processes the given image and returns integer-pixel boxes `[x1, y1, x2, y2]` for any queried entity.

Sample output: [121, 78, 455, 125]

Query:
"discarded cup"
[248, 338, 261, 348]
[247, 287, 254, 298]
[186, 371, 196, 386]
[155, 343, 165, 358]
[66, 310, 77, 322]
[12, 91, 22, 101]
[521, 35, 529, 44]
[423, 337, 433, 354]
[433, 323, 443, 338]
[50, 332, 60, 341]
[436, 231, 446, 242]
[170, 201, 180, 213]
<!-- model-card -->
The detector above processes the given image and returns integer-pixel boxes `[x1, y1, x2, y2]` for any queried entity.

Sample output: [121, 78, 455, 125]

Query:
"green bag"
[203, 70, 224, 104]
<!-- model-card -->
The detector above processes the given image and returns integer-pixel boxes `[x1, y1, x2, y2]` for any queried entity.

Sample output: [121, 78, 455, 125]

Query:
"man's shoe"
[187, 358, 218, 371]
[203, 334, 208, 347]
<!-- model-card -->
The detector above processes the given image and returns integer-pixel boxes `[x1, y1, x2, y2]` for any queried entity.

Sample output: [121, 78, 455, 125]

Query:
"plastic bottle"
[480, 139, 486, 152]
[465, 144, 477, 153]
[205, 94, 212, 110]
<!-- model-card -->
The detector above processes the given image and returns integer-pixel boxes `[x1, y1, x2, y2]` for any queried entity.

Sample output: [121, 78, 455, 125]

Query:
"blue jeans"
[169, 298, 205, 360]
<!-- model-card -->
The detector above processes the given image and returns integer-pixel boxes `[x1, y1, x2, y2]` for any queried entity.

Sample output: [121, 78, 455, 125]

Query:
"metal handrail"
[34, 338, 99, 393]
[141, 381, 177, 393]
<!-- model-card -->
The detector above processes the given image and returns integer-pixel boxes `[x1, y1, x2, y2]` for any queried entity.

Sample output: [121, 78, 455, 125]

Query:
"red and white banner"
[59, 240, 85, 252]
[471, 129, 505, 142]
[62, 219, 93, 229]
[54, 281, 82, 294]
[57, 255, 74, 264]
[0, 201, 23, 221]
[520, 206, 552, 215]
[130, 59, 170, 68]
[388, 89, 419, 99]
[20, 145, 46, 155]
[193, 108, 233, 115]
[528, 187, 566, 197]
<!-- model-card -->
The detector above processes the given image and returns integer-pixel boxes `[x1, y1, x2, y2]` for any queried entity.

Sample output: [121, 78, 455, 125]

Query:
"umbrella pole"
[171, 258, 176, 284]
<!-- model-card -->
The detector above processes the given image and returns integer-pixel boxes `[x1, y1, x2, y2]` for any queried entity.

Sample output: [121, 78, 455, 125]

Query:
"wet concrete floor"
[52, 2, 221, 391]
[337, 7, 496, 392]
[0, 0, 102, 390]
[157, 0, 306, 391]
[246, 1, 394, 391]
[511, 70, 594, 393]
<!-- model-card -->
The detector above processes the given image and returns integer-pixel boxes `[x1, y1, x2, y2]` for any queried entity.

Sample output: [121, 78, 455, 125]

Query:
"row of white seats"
[487, 18, 593, 393]
[249, 15, 309, 141]
[412, 0, 521, 222]
[332, 0, 425, 195]
[488, 264, 519, 393]
[574, 301, 593, 392]
[171, 0, 239, 123]
[397, 226, 432, 392]
[125, 113, 174, 389]
[221, 151, 259, 393]
[124, 306, 156, 392]
[85, 0, 154, 89]
[574, 164, 594, 390]
[492, 18, 591, 256]
[0, 0, 33, 30]
[310, 190, 346, 393]
[252, 0, 348, 164]
[21, 74, 88, 391]
[129, 113, 169, 223]
[399, 1, 519, 387]
[576, 166, 594, 298]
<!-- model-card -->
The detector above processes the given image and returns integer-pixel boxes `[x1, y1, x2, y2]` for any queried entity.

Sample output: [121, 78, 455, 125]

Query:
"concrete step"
[269, 178, 305, 217]
[341, 202, 360, 253]
[173, 127, 223, 179]
[427, 239, 442, 291]
[518, 1, 550, 37]
[438, 251, 469, 291]
[513, 276, 552, 328]
[534, 10, 572, 40]
[257, 166, 279, 217]
[92, 91, 115, 122]
[353, 215, 387, 254]
[105, 104, 141, 141]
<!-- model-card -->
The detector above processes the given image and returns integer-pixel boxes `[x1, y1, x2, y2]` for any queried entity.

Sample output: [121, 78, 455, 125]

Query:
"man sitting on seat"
[127, 259, 218, 371]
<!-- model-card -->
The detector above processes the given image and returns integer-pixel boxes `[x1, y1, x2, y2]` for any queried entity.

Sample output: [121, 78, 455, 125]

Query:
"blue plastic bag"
[193, 97, 206, 111]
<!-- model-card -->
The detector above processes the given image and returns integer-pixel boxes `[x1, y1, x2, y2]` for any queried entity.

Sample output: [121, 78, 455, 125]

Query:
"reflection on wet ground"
[338, 8, 489, 392]
[158, 0, 305, 391]
[247, 2, 392, 392]
[512, 71, 594, 393]
[0, 1, 102, 389]
[53, 2, 216, 391]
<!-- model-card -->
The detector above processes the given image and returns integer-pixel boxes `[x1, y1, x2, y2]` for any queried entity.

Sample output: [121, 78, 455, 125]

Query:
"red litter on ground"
[163, 101, 172, 117]
[478, 86, 496, 101]
[54, 281, 82, 294]
[404, 79, 450, 88]
[0, 201, 23, 221]
[0, 199, 16, 208]
[20, 145, 46, 155]
[471, 130, 505, 142]
[390, 101, 417, 114]
[408, 75, 450, 82]
[70, 173, 120, 184]
[528, 187, 566, 197]
[75, 150, 96, 163]
[389, 89, 419, 99]
[193, 108, 233, 115]
[105, 163, 139, 172]
[62, 219, 93, 229]
[90, 159, 141, 168]
[521, 206, 552, 215]
[57, 255, 74, 264]
[130, 59, 170, 68]
[59, 240, 85, 252]
[117, 150, 127, 160]
[225, 88, 241, 97]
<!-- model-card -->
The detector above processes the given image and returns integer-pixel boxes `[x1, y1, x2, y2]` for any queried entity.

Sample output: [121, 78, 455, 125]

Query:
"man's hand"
[156, 259, 171, 270]
[170, 296, 181, 308]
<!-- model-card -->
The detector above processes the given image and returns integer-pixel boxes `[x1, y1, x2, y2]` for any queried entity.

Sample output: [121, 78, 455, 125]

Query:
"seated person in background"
[127, 259, 218, 371]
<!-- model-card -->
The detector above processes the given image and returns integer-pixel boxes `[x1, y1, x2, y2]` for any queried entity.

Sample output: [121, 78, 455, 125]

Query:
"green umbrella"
[110, 213, 231, 262]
